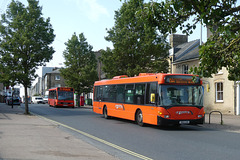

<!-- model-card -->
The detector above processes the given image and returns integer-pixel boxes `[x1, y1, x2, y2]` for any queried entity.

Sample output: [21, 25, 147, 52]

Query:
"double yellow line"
[38, 115, 153, 160]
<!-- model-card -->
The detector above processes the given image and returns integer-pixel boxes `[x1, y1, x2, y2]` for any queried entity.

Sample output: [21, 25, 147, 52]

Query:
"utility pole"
[200, 21, 202, 45]
[11, 87, 14, 108]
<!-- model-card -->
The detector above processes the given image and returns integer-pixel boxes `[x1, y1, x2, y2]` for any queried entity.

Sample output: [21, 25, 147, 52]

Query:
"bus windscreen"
[57, 91, 74, 101]
[159, 85, 203, 107]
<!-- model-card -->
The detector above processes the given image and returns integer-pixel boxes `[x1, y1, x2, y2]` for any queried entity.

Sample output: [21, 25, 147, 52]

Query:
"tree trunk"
[24, 86, 29, 114]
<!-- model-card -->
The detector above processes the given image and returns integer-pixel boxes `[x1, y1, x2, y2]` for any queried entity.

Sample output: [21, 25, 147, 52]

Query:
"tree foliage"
[102, 0, 169, 78]
[0, 0, 55, 114]
[60, 33, 98, 100]
[139, 0, 240, 80]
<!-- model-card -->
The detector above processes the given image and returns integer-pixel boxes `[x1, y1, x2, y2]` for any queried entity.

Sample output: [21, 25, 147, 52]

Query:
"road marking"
[37, 114, 153, 160]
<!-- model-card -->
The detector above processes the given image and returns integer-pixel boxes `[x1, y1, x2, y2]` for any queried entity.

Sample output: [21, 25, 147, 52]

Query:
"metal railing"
[209, 111, 223, 125]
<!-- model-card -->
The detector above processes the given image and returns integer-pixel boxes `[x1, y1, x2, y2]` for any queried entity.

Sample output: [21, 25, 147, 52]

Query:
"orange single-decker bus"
[93, 73, 204, 126]
[48, 87, 74, 108]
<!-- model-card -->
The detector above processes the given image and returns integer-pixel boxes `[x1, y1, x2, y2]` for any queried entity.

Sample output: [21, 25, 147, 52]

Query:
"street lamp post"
[11, 87, 14, 108]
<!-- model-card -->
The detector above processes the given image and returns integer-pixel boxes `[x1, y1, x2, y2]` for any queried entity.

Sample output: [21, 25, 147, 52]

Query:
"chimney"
[168, 34, 188, 74]
[169, 34, 188, 48]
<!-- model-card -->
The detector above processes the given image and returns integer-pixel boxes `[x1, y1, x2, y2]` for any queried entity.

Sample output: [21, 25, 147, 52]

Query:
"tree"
[102, 0, 169, 78]
[0, 0, 55, 114]
[139, 0, 240, 80]
[60, 33, 98, 107]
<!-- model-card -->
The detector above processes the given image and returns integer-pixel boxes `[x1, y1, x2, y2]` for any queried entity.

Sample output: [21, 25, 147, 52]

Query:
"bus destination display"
[58, 87, 73, 91]
[165, 75, 200, 84]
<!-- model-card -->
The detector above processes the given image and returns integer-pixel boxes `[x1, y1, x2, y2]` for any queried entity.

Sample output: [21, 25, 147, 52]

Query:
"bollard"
[209, 111, 223, 125]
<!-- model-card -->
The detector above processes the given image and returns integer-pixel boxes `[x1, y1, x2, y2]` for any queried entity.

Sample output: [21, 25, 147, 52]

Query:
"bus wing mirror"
[150, 93, 155, 103]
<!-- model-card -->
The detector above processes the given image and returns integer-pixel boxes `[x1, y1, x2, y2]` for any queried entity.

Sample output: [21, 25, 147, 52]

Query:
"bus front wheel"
[136, 110, 144, 127]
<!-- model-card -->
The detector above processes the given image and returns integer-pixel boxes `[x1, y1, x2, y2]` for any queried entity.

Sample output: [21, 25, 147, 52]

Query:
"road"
[22, 104, 240, 160]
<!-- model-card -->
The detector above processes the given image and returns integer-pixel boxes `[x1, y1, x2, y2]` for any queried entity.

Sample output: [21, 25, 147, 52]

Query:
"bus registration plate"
[179, 121, 190, 124]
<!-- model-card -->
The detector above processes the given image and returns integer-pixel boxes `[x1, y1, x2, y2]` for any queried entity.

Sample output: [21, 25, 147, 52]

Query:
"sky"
[1, 0, 208, 69]
[1, 0, 239, 82]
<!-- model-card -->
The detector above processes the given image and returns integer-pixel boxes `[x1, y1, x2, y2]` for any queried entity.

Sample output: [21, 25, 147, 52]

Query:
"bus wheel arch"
[135, 109, 144, 127]
[103, 105, 110, 119]
[54, 102, 57, 108]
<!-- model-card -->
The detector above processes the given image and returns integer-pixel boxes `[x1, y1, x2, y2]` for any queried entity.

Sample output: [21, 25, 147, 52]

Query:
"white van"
[32, 96, 43, 104]
[43, 95, 48, 104]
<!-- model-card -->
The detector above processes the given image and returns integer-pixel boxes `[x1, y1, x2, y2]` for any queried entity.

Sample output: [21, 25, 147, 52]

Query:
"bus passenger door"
[144, 82, 158, 125]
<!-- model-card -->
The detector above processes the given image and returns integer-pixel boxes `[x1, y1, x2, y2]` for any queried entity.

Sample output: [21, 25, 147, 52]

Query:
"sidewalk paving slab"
[203, 113, 240, 133]
[0, 103, 119, 160]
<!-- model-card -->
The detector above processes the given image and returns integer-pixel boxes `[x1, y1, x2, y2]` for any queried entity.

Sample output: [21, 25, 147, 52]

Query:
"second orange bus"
[48, 87, 74, 108]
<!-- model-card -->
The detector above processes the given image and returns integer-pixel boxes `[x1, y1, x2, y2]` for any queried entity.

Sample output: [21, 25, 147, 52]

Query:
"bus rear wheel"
[136, 110, 144, 127]
[103, 107, 109, 119]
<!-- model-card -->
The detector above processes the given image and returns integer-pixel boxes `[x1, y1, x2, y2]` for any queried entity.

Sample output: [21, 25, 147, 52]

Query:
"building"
[41, 67, 55, 95]
[31, 77, 41, 96]
[31, 67, 57, 97]
[42, 68, 67, 95]
[169, 34, 199, 74]
[169, 34, 239, 115]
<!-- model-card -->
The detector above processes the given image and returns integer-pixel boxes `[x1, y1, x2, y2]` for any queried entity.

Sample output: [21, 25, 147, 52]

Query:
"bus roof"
[94, 73, 201, 86]
[49, 87, 74, 91]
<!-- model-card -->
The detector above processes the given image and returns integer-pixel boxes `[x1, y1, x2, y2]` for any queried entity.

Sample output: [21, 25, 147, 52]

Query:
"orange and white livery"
[93, 73, 204, 126]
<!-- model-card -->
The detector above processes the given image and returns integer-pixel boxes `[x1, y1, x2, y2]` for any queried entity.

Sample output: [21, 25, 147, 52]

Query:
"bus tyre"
[103, 107, 109, 119]
[136, 110, 144, 127]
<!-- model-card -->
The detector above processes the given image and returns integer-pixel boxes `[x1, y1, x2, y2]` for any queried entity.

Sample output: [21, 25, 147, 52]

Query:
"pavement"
[0, 103, 119, 160]
[1, 103, 240, 160]
[204, 111, 240, 133]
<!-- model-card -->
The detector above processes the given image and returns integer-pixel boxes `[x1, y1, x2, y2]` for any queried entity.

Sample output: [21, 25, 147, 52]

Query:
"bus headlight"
[164, 115, 170, 118]
[198, 115, 203, 118]
[158, 111, 170, 118]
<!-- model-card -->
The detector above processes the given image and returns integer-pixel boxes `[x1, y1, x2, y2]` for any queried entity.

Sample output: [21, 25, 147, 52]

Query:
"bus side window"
[135, 84, 145, 105]
[98, 86, 103, 101]
[50, 90, 54, 99]
[94, 86, 101, 101]
[146, 83, 157, 104]
[103, 85, 115, 101]
[108, 85, 116, 102]
[54, 90, 57, 99]
[116, 85, 125, 103]
[49, 91, 51, 99]
[102, 86, 108, 101]
[125, 84, 134, 104]
[94, 86, 99, 101]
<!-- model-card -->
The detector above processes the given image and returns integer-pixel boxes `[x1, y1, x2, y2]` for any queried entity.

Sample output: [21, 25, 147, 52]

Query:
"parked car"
[32, 96, 44, 104]
[6, 96, 21, 105]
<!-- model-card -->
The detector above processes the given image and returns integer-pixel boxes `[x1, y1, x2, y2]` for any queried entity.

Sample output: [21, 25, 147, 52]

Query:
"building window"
[55, 84, 61, 88]
[55, 75, 60, 80]
[182, 65, 188, 74]
[216, 82, 223, 102]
